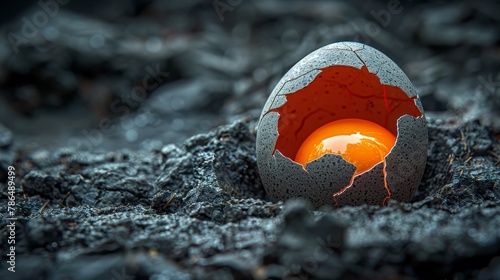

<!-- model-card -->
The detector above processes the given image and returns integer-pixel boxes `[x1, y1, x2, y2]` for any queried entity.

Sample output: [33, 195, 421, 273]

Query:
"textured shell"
[256, 42, 427, 208]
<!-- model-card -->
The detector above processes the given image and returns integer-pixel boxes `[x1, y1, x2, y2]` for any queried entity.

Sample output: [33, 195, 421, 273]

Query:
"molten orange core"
[270, 65, 422, 164]
[295, 118, 396, 175]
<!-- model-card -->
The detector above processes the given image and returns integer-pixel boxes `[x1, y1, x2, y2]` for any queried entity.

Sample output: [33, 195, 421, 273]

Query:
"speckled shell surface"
[256, 42, 427, 208]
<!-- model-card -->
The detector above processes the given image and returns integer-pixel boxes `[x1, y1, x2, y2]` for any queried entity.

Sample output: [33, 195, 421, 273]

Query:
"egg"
[256, 42, 427, 208]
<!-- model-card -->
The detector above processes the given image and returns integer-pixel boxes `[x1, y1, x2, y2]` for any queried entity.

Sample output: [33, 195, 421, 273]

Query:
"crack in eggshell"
[331, 116, 427, 207]
[386, 115, 428, 202]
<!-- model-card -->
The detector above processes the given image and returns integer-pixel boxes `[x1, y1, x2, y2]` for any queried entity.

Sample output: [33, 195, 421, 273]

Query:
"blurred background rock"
[0, 0, 499, 151]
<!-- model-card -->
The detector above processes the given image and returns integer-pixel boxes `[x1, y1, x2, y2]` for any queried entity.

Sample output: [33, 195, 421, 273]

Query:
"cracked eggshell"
[256, 42, 427, 208]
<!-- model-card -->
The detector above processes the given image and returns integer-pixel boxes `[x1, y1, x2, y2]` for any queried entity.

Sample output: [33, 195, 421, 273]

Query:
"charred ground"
[0, 0, 499, 279]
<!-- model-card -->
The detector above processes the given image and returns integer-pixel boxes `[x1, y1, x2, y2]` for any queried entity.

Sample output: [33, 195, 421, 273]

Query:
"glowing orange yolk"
[295, 119, 396, 175]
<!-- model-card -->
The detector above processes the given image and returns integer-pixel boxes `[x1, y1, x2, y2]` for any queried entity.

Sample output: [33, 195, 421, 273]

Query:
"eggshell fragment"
[256, 42, 427, 208]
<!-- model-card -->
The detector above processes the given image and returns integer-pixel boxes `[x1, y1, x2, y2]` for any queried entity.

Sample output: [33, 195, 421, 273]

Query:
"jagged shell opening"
[270, 65, 423, 161]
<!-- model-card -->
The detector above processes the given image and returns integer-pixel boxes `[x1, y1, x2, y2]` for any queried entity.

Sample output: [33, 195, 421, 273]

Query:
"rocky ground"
[0, 0, 499, 279]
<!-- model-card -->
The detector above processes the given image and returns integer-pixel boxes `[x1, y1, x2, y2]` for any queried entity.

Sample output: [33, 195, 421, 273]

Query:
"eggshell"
[256, 42, 427, 208]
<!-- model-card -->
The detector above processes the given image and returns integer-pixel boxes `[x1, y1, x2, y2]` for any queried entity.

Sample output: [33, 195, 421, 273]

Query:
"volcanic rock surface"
[0, 0, 499, 279]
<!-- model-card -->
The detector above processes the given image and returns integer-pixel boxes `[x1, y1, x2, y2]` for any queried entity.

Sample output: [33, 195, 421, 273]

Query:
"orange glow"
[295, 119, 396, 175]
[269, 65, 421, 162]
